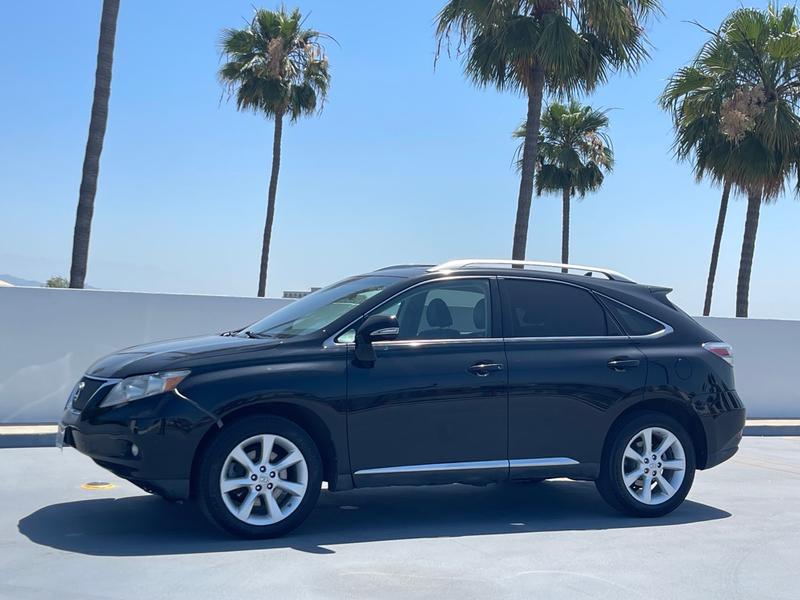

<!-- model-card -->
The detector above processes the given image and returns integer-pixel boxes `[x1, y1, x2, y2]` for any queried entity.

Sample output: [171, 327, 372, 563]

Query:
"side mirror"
[354, 315, 399, 363]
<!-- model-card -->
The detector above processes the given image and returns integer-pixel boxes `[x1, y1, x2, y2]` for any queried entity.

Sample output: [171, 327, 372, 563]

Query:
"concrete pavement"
[0, 437, 798, 599]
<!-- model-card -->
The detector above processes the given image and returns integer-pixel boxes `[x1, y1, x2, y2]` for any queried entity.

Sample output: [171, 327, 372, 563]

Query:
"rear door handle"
[608, 358, 640, 371]
[468, 362, 504, 376]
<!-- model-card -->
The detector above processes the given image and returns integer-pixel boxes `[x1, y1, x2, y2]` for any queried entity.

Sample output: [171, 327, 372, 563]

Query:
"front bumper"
[60, 390, 215, 500]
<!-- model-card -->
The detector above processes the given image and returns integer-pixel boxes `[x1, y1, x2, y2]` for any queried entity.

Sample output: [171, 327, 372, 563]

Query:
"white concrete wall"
[0, 287, 291, 423]
[0, 287, 796, 422]
[695, 316, 799, 419]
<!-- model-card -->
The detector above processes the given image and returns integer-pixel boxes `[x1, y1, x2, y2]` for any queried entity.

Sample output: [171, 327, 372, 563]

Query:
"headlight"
[99, 370, 190, 408]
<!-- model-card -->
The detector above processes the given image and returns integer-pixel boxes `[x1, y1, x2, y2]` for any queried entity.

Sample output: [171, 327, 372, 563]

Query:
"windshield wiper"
[243, 330, 275, 339]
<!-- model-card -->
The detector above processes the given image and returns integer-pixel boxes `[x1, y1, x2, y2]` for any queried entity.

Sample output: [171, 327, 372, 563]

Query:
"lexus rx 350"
[59, 259, 745, 538]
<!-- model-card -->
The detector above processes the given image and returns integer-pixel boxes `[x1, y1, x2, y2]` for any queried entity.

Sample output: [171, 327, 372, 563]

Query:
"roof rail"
[373, 264, 433, 272]
[428, 259, 634, 282]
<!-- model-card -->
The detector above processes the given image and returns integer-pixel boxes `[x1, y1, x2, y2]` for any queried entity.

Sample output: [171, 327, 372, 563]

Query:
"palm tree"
[702, 180, 732, 316]
[662, 4, 800, 317]
[220, 7, 330, 297]
[69, 0, 121, 289]
[436, 0, 659, 261]
[661, 82, 735, 317]
[514, 100, 613, 269]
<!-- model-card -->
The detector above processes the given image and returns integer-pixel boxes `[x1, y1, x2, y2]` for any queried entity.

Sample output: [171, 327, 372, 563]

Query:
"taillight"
[702, 342, 734, 366]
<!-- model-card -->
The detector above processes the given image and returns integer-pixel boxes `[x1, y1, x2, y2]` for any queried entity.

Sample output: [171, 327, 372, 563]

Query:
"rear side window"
[602, 297, 665, 336]
[501, 279, 618, 338]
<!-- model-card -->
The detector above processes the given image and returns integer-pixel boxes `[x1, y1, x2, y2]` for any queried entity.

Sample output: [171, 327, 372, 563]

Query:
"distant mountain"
[0, 274, 44, 287]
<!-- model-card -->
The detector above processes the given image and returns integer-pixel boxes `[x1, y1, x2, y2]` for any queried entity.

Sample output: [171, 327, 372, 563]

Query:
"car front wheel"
[196, 415, 322, 538]
[596, 411, 696, 517]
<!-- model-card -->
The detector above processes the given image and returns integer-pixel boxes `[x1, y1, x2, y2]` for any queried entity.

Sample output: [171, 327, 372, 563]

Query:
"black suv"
[59, 260, 745, 538]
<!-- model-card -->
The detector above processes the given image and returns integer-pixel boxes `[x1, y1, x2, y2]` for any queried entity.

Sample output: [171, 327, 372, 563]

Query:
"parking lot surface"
[0, 437, 797, 600]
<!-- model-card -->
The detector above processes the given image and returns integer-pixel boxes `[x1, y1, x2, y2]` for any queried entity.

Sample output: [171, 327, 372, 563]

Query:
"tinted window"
[602, 298, 664, 336]
[501, 279, 616, 338]
[367, 279, 491, 341]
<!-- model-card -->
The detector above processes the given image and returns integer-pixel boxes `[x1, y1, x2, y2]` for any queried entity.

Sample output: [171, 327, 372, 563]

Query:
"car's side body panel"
[347, 338, 509, 486]
[504, 338, 648, 480]
[178, 341, 351, 481]
[62, 340, 352, 497]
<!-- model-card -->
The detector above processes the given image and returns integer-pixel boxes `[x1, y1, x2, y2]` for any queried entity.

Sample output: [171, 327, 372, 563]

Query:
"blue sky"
[0, 1, 797, 318]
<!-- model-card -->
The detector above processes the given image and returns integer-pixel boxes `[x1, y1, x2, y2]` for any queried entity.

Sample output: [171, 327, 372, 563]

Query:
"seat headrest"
[426, 298, 453, 328]
[473, 299, 486, 330]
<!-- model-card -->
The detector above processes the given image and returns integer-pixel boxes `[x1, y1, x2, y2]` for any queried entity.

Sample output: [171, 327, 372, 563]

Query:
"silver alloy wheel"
[219, 434, 309, 525]
[621, 426, 686, 506]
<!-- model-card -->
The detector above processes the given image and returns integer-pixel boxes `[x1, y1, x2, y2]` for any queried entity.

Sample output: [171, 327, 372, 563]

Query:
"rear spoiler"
[647, 286, 676, 309]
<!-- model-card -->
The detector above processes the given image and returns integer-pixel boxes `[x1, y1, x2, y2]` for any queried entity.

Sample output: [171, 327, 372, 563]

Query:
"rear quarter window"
[601, 297, 665, 336]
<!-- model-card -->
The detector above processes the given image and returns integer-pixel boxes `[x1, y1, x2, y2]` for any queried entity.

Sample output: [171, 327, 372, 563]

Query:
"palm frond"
[219, 7, 331, 121]
[661, 3, 800, 199]
[516, 98, 614, 197]
[436, 0, 661, 95]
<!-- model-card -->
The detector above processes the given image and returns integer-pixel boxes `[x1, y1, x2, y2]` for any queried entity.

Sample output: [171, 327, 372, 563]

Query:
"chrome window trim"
[371, 337, 504, 348]
[354, 457, 581, 476]
[324, 275, 495, 348]
[504, 335, 626, 343]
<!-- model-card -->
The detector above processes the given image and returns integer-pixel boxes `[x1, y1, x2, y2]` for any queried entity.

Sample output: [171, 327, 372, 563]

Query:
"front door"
[499, 277, 648, 480]
[346, 277, 508, 486]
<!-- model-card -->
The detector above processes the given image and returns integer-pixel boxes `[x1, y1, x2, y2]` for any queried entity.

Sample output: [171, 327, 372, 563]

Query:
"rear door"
[499, 277, 647, 479]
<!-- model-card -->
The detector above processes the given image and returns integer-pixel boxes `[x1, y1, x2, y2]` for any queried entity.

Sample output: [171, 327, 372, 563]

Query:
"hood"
[86, 334, 281, 379]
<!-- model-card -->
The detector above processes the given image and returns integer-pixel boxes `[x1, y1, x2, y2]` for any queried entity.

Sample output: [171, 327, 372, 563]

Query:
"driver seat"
[417, 298, 461, 339]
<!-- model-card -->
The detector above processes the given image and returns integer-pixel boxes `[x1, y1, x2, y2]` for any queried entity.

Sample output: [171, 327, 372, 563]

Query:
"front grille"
[72, 377, 107, 411]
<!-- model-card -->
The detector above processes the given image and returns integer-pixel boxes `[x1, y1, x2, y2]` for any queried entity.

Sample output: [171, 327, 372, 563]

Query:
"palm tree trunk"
[703, 181, 731, 316]
[561, 186, 570, 272]
[511, 66, 545, 262]
[69, 0, 120, 289]
[257, 111, 284, 297]
[735, 190, 762, 318]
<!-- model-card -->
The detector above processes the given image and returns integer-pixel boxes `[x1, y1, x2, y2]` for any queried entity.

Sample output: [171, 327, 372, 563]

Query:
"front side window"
[501, 279, 618, 338]
[340, 278, 491, 342]
[244, 276, 401, 339]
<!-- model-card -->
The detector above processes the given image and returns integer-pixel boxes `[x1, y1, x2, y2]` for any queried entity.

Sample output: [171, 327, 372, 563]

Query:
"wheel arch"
[190, 401, 341, 496]
[602, 397, 708, 469]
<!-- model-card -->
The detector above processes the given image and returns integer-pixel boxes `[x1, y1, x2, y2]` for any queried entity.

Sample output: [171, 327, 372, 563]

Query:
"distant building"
[282, 287, 321, 299]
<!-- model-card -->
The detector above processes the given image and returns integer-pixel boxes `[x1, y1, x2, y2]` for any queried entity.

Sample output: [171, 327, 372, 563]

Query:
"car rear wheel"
[596, 411, 696, 517]
[196, 415, 322, 538]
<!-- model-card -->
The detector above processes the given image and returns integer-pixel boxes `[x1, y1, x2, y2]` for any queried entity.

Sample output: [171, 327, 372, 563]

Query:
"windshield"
[241, 276, 401, 339]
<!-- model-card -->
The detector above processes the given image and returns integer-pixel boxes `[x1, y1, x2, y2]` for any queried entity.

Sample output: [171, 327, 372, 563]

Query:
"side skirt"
[352, 458, 593, 488]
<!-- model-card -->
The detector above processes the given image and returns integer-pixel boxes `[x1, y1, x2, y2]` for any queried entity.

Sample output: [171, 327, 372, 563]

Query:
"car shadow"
[18, 480, 730, 556]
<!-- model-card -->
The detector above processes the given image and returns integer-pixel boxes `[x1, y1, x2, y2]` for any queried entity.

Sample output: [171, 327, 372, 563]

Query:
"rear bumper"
[701, 405, 746, 470]
[60, 393, 214, 500]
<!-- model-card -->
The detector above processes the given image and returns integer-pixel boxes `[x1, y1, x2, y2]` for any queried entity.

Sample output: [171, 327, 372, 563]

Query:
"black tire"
[195, 415, 322, 538]
[596, 411, 696, 518]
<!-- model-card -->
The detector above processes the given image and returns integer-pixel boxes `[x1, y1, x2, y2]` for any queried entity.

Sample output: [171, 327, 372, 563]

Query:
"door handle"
[468, 362, 504, 376]
[607, 358, 640, 371]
